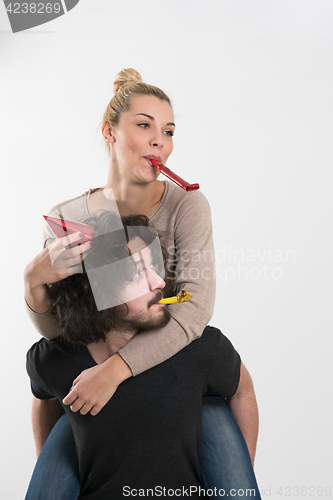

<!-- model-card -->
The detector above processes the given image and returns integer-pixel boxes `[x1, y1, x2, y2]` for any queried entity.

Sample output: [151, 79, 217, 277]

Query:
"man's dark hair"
[49, 211, 169, 345]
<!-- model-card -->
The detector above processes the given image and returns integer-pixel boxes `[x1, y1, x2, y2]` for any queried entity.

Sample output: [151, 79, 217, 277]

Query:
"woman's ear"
[101, 121, 116, 143]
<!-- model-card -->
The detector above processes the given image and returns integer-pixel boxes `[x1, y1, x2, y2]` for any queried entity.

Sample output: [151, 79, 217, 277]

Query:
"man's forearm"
[31, 396, 64, 457]
[227, 363, 259, 465]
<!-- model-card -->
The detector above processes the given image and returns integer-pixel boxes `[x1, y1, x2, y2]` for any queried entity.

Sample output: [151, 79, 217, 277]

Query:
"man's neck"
[87, 329, 138, 365]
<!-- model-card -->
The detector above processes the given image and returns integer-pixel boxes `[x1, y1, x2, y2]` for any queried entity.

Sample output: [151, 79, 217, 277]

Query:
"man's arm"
[31, 396, 65, 457]
[227, 362, 259, 465]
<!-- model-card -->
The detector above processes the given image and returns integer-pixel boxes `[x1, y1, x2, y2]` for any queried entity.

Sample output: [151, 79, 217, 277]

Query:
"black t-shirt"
[26, 326, 241, 499]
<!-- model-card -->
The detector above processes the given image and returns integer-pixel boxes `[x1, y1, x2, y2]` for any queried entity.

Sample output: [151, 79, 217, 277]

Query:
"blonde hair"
[103, 68, 172, 126]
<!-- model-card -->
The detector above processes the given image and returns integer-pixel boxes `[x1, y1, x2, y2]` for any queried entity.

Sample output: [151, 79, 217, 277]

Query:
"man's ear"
[101, 121, 116, 144]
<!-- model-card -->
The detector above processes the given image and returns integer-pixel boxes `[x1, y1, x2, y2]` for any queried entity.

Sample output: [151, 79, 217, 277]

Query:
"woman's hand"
[62, 354, 133, 416]
[24, 233, 91, 313]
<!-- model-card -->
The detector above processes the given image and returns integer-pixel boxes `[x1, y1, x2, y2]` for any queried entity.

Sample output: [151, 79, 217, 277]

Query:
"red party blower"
[43, 215, 96, 247]
[150, 160, 200, 191]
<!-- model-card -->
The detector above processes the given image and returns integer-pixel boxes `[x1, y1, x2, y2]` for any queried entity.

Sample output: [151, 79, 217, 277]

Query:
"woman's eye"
[164, 130, 174, 137]
[138, 123, 149, 129]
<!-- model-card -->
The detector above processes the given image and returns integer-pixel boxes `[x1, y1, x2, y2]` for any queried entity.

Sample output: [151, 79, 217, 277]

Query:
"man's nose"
[146, 267, 166, 291]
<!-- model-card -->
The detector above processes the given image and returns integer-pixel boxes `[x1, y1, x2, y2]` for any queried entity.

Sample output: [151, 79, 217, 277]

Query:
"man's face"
[119, 236, 171, 331]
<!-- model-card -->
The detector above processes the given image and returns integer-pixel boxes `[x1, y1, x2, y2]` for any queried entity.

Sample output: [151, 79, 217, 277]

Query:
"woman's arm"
[24, 192, 92, 338]
[64, 188, 216, 414]
[24, 232, 91, 338]
[62, 353, 132, 415]
[120, 188, 215, 373]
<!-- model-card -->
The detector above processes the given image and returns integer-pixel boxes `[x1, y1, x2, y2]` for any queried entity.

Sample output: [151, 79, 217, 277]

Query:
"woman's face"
[107, 94, 175, 184]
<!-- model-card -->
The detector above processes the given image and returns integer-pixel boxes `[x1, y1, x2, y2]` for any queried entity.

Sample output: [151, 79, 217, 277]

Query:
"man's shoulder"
[197, 325, 229, 346]
[176, 326, 227, 361]
[26, 338, 87, 395]
[27, 338, 57, 362]
[185, 326, 239, 363]
[27, 337, 75, 367]
[155, 326, 239, 390]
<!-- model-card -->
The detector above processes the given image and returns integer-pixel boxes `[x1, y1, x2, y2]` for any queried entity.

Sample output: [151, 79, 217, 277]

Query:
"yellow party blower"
[159, 290, 193, 304]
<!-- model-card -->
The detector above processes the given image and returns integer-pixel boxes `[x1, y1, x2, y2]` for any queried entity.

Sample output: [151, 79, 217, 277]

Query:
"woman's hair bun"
[113, 68, 142, 94]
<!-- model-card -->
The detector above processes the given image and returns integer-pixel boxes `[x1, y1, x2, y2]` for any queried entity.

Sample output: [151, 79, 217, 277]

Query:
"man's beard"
[118, 291, 171, 332]
[123, 307, 171, 332]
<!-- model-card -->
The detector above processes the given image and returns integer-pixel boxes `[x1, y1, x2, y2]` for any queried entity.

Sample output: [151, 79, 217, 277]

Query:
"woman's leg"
[25, 413, 80, 500]
[201, 395, 261, 499]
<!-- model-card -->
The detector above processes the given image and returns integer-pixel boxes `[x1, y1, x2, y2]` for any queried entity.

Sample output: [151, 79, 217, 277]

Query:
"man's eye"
[133, 269, 145, 280]
[151, 262, 164, 278]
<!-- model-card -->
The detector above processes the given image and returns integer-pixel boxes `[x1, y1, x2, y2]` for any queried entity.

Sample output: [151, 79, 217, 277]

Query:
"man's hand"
[227, 362, 259, 465]
[62, 354, 132, 416]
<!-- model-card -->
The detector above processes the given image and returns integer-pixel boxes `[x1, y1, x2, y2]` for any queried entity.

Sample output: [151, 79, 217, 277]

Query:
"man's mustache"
[147, 291, 164, 308]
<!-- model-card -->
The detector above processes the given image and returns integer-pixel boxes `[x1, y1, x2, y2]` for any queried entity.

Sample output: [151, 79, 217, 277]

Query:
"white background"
[1, 1, 332, 499]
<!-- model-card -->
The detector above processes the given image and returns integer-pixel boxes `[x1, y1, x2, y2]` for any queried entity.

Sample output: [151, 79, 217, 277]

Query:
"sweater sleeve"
[118, 189, 216, 376]
[24, 210, 60, 340]
[25, 192, 91, 340]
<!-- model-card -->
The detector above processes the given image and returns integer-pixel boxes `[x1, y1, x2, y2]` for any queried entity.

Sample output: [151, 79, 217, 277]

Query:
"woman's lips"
[144, 155, 162, 165]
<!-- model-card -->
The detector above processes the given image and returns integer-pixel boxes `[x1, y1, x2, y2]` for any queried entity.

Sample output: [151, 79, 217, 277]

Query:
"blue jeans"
[201, 396, 261, 498]
[25, 397, 261, 499]
[25, 413, 80, 500]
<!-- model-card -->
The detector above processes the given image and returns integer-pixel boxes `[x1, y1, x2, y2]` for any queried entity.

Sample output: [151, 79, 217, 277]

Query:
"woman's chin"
[137, 171, 160, 185]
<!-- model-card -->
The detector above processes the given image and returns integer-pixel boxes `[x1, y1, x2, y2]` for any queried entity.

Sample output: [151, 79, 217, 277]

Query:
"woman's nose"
[150, 131, 164, 148]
